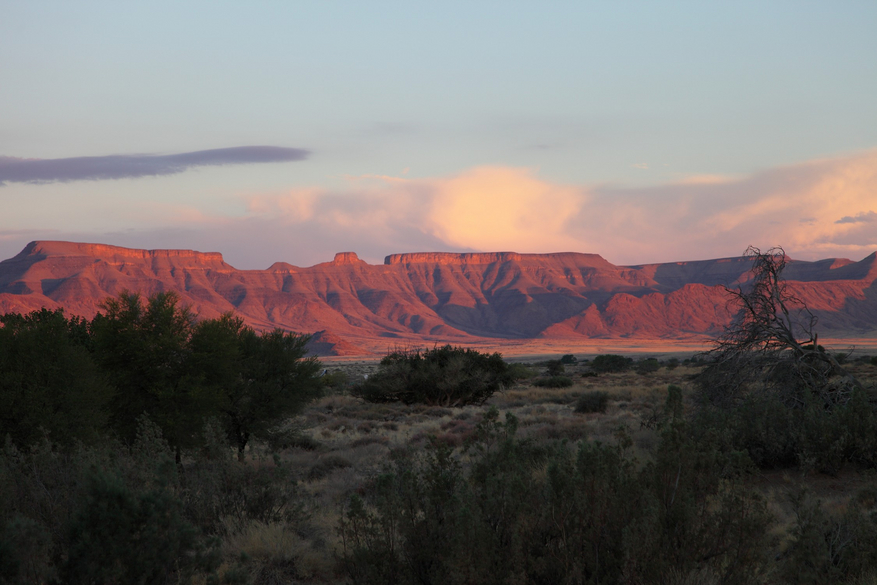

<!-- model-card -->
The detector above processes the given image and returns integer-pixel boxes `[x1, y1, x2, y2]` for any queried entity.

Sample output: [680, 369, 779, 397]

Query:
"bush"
[533, 376, 573, 388]
[506, 362, 535, 380]
[546, 359, 565, 376]
[351, 345, 514, 407]
[590, 354, 633, 373]
[559, 354, 578, 364]
[64, 471, 219, 584]
[636, 358, 660, 375]
[339, 399, 775, 585]
[574, 391, 609, 413]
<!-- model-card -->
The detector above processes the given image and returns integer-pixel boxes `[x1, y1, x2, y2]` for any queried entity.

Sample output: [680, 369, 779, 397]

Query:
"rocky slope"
[1, 241, 875, 355]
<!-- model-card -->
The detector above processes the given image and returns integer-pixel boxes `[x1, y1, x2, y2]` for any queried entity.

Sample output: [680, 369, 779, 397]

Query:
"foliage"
[339, 395, 776, 585]
[590, 353, 633, 373]
[88, 292, 322, 458]
[697, 246, 860, 409]
[0, 309, 112, 449]
[352, 345, 514, 407]
[189, 314, 323, 457]
[63, 470, 219, 585]
[545, 359, 565, 376]
[559, 353, 578, 364]
[636, 357, 660, 374]
[780, 487, 877, 584]
[574, 390, 609, 413]
[505, 362, 535, 380]
[532, 375, 573, 388]
[693, 385, 877, 474]
[91, 291, 203, 454]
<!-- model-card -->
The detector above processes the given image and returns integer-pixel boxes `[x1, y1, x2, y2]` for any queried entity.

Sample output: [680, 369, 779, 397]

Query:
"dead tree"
[697, 246, 860, 409]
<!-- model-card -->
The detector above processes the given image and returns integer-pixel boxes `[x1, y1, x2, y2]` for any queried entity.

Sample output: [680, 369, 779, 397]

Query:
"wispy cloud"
[0, 146, 309, 185]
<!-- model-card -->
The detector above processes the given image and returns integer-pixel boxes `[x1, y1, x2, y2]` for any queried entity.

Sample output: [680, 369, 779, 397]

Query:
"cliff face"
[1, 241, 876, 355]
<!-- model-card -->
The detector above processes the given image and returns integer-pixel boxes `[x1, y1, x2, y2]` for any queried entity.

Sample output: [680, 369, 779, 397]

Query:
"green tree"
[0, 308, 111, 448]
[189, 314, 323, 458]
[90, 291, 206, 459]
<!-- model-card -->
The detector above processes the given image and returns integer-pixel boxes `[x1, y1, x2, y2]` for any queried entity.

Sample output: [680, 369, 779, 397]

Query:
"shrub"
[636, 358, 660, 375]
[590, 354, 633, 373]
[546, 359, 565, 376]
[574, 391, 609, 413]
[351, 345, 514, 407]
[560, 354, 578, 364]
[321, 369, 350, 390]
[506, 362, 535, 380]
[533, 376, 573, 388]
[64, 470, 219, 584]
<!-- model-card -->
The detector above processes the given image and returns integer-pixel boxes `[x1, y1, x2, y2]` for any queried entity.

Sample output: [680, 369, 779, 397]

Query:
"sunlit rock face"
[1, 241, 876, 356]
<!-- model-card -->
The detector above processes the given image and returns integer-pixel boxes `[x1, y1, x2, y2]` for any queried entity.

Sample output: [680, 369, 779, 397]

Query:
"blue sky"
[2, 2, 876, 268]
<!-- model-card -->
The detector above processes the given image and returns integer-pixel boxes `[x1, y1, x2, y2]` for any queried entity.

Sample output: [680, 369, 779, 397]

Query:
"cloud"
[0, 146, 309, 185]
[3, 150, 876, 269]
[836, 210, 877, 224]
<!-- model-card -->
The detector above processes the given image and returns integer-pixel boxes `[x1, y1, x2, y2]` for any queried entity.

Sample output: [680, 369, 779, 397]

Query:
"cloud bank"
[0, 146, 309, 185]
[1, 150, 875, 269]
[224, 151, 877, 267]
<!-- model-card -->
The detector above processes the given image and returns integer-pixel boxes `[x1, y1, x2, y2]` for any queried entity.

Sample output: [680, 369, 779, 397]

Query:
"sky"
[2, 1, 876, 269]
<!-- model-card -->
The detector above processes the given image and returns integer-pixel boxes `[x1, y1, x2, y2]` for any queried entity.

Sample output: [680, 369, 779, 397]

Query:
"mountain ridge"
[1, 241, 876, 356]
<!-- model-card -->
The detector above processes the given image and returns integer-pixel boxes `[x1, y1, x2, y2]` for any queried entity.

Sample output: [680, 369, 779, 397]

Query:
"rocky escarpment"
[1, 241, 876, 355]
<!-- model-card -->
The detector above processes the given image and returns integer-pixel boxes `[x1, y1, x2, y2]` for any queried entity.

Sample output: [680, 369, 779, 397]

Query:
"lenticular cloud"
[0, 146, 309, 185]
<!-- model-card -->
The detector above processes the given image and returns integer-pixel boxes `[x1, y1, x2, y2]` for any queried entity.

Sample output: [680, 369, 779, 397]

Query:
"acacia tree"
[189, 313, 322, 459]
[0, 308, 111, 448]
[91, 291, 206, 459]
[697, 246, 860, 408]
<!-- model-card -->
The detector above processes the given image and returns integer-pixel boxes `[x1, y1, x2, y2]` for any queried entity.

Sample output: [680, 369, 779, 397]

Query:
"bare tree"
[697, 246, 860, 408]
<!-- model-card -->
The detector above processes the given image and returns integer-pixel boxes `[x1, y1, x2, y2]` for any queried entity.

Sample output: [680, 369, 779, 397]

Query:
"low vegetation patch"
[590, 353, 633, 373]
[574, 390, 609, 413]
[532, 375, 574, 388]
[351, 345, 515, 407]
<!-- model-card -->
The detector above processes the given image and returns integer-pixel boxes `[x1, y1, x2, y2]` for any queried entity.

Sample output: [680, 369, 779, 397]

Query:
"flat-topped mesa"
[332, 252, 366, 265]
[384, 252, 523, 265]
[19, 241, 226, 265]
[383, 251, 613, 267]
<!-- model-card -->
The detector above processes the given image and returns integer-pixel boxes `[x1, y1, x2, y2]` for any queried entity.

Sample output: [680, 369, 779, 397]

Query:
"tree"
[189, 314, 323, 458]
[90, 291, 205, 458]
[0, 308, 111, 448]
[697, 246, 860, 409]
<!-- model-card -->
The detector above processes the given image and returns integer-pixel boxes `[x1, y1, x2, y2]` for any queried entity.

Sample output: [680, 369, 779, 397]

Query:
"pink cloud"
[2, 151, 875, 268]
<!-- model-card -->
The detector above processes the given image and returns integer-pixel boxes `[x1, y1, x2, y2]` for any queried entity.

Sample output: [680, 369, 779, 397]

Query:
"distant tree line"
[0, 291, 323, 460]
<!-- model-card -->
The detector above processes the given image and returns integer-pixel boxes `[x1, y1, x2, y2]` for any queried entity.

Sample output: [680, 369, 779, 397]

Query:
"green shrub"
[533, 376, 574, 388]
[321, 369, 350, 390]
[574, 391, 609, 413]
[64, 471, 219, 584]
[506, 362, 535, 380]
[339, 398, 775, 585]
[590, 354, 633, 373]
[559, 354, 578, 364]
[351, 345, 514, 407]
[636, 358, 660, 375]
[871, 356, 877, 367]
[546, 359, 565, 376]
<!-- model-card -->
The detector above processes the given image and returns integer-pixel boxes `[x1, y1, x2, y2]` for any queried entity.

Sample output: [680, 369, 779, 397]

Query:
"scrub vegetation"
[4, 264, 877, 583]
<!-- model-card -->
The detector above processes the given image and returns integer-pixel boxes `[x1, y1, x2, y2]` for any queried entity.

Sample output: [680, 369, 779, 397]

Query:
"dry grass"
[240, 357, 877, 584]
